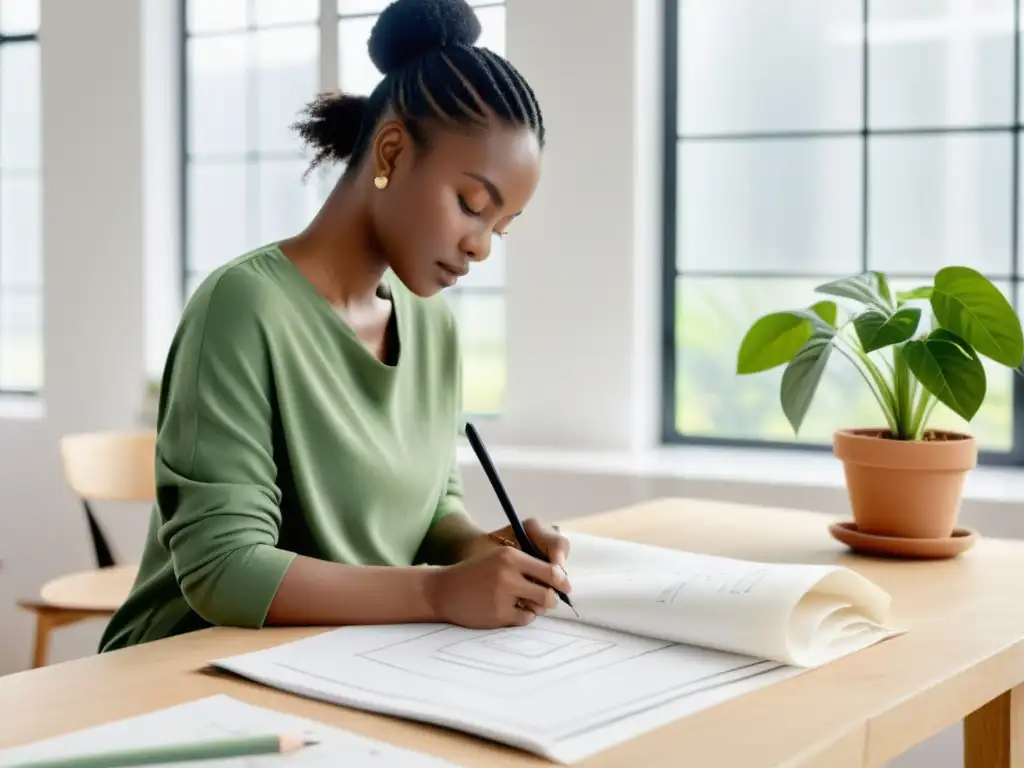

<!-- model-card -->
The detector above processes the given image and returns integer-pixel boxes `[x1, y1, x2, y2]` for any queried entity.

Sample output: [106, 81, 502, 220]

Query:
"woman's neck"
[279, 178, 388, 311]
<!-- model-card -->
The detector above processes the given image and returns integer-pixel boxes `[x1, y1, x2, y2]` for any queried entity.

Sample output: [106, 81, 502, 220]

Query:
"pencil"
[10, 732, 319, 767]
[464, 421, 576, 614]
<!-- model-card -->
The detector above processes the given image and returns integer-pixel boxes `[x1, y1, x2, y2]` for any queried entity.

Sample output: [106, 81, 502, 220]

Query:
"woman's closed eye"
[457, 194, 483, 217]
[458, 192, 511, 237]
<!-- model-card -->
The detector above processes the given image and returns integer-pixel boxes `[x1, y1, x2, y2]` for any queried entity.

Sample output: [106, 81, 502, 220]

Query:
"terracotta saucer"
[829, 521, 978, 559]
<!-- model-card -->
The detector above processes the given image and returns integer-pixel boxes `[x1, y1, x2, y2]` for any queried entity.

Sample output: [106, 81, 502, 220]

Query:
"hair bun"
[368, 0, 482, 75]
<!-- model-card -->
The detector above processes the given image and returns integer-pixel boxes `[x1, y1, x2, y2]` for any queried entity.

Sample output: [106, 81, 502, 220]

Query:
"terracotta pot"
[832, 428, 978, 539]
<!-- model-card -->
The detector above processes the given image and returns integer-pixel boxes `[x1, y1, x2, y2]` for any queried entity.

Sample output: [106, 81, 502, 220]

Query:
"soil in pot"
[832, 427, 978, 539]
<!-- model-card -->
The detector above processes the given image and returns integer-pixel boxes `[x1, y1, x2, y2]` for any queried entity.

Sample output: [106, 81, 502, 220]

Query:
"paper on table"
[547, 532, 899, 667]
[210, 619, 798, 764]
[198, 533, 900, 764]
[0, 694, 462, 767]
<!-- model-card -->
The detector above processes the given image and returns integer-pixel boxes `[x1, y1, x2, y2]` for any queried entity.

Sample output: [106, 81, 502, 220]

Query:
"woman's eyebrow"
[463, 172, 504, 207]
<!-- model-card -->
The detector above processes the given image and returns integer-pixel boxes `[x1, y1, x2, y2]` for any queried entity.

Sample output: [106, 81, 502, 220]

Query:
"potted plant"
[735, 267, 1024, 541]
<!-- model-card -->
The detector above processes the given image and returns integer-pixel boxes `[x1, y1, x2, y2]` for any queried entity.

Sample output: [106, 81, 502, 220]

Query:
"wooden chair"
[18, 430, 156, 668]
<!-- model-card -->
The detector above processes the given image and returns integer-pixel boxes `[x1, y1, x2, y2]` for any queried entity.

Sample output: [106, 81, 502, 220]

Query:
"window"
[182, 0, 508, 415]
[181, 0, 324, 300]
[0, 0, 40, 394]
[663, 0, 1024, 464]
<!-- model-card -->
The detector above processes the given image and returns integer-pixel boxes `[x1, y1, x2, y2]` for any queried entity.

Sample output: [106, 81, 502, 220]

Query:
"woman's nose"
[462, 233, 491, 263]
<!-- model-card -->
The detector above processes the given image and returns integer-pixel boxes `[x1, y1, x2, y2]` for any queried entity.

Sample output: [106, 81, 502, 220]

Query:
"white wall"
[496, 0, 661, 452]
[0, 0, 150, 672]
[0, 2, 1018, 767]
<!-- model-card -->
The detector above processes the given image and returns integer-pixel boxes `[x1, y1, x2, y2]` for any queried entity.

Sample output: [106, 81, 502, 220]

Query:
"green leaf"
[853, 307, 922, 353]
[810, 299, 838, 328]
[903, 329, 986, 422]
[815, 273, 891, 313]
[780, 331, 834, 435]
[736, 301, 836, 374]
[872, 271, 893, 305]
[896, 285, 933, 302]
[931, 266, 1024, 368]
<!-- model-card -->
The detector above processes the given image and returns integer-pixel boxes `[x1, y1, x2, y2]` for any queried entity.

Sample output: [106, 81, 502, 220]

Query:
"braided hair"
[293, 0, 544, 177]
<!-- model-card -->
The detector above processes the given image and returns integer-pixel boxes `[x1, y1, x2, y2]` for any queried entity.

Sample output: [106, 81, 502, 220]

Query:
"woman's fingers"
[511, 605, 537, 625]
[524, 518, 571, 569]
[512, 576, 557, 611]
[517, 599, 549, 615]
[507, 547, 571, 593]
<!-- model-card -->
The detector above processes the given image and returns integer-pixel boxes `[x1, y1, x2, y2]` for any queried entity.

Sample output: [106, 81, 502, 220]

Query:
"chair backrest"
[59, 430, 157, 503]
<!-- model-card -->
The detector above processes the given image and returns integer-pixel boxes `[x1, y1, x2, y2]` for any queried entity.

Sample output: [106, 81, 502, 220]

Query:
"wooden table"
[1, 498, 1023, 767]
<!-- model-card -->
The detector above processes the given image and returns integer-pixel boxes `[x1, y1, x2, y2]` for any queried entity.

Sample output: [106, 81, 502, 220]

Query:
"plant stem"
[918, 398, 938, 439]
[909, 387, 934, 440]
[847, 337, 897, 415]
[833, 333, 898, 433]
[881, 353, 895, 380]
[907, 373, 920, 433]
[892, 345, 914, 439]
[847, 336, 896, 402]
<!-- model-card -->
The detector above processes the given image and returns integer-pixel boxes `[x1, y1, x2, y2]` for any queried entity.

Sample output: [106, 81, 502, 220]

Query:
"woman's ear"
[372, 120, 407, 181]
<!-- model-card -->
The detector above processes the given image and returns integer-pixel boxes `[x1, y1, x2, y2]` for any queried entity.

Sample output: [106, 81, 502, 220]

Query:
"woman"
[99, 0, 570, 652]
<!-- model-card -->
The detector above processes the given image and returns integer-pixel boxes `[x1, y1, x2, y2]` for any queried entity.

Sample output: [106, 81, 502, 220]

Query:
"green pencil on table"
[10, 732, 319, 767]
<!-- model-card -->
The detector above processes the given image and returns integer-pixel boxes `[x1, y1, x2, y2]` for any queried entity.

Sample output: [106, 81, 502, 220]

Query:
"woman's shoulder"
[185, 246, 288, 315]
[174, 246, 298, 354]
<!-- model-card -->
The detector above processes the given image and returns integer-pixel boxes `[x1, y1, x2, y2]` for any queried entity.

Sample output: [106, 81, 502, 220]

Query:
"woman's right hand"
[424, 545, 572, 628]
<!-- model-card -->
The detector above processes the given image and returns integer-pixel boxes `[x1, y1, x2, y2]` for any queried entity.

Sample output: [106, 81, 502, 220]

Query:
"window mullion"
[319, 0, 339, 92]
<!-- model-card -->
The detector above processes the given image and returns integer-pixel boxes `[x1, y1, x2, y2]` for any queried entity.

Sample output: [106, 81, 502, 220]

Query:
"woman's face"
[368, 120, 542, 297]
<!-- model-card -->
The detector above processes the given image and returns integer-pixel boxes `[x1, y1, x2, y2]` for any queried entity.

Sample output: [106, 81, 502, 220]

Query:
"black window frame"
[178, 0, 325, 305]
[660, 0, 1024, 467]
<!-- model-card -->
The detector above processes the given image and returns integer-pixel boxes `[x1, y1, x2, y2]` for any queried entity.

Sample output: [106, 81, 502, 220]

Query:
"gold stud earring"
[374, 175, 389, 190]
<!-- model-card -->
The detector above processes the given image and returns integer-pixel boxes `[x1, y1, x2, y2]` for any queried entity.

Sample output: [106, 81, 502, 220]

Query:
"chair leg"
[18, 604, 111, 668]
[31, 610, 54, 668]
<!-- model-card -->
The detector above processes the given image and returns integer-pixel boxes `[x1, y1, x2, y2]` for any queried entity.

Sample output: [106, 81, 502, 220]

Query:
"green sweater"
[99, 245, 466, 651]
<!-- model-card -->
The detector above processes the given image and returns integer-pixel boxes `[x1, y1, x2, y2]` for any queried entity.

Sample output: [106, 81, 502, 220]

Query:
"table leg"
[965, 686, 1023, 768]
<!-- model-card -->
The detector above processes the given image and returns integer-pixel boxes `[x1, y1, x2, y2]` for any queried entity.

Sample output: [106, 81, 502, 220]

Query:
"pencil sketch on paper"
[205, 532, 902, 764]
[234, 618, 783, 754]
[652, 566, 770, 604]
[421, 627, 613, 676]
[349, 623, 661, 695]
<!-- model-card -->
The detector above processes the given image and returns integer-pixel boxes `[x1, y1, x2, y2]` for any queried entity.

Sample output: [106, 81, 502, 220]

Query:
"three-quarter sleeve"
[155, 270, 295, 628]
[432, 453, 468, 525]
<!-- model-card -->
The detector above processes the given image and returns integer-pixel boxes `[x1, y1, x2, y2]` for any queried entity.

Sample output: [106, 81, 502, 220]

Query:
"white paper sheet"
[205, 533, 900, 764]
[0, 695, 462, 767]
[210, 618, 801, 764]
[547, 532, 899, 667]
